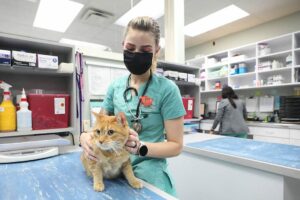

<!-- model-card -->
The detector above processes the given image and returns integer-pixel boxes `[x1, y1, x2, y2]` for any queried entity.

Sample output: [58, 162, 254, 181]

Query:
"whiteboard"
[87, 65, 128, 95]
[110, 68, 129, 82]
[88, 65, 111, 95]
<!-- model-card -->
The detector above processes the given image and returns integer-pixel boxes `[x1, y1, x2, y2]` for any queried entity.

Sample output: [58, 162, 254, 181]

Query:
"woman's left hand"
[125, 129, 140, 154]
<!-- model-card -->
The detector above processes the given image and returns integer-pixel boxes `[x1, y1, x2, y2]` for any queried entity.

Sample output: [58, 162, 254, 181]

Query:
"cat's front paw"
[94, 182, 105, 192]
[129, 179, 143, 189]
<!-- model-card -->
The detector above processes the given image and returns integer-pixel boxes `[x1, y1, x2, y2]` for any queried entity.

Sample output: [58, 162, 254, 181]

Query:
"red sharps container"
[27, 93, 70, 130]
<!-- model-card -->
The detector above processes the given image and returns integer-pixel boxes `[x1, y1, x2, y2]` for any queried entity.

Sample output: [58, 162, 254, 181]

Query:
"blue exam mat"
[0, 151, 166, 200]
[186, 137, 300, 169]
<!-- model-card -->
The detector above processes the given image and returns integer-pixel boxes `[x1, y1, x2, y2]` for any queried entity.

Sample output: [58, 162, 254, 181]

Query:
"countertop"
[0, 151, 176, 200]
[200, 119, 300, 129]
[183, 133, 300, 179]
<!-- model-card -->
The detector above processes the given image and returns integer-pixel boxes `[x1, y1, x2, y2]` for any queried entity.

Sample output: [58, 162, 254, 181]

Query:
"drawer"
[248, 127, 258, 135]
[290, 139, 300, 147]
[200, 123, 213, 130]
[250, 127, 289, 138]
[253, 135, 290, 144]
[290, 129, 300, 140]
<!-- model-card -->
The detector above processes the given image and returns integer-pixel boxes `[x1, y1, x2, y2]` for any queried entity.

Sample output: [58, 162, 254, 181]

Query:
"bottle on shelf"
[215, 81, 221, 90]
[17, 88, 32, 131]
[285, 54, 292, 67]
[0, 80, 16, 132]
[274, 111, 280, 123]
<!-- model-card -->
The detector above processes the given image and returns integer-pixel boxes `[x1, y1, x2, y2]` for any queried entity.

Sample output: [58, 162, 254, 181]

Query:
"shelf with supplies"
[200, 82, 300, 94]
[0, 33, 77, 144]
[0, 64, 73, 76]
[186, 30, 300, 93]
[0, 127, 74, 138]
[257, 66, 292, 74]
[257, 49, 292, 59]
[157, 61, 201, 119]
[229, 57, 256, 65]
[229, 71, 256, 78]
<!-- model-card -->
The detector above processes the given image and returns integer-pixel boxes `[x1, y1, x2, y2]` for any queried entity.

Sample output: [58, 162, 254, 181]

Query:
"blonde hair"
[124, 16, 160, 72]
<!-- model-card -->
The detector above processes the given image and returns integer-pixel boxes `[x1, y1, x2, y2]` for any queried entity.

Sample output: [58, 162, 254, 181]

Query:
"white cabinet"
[253, 135, 290, 144]
[0, 33, 76, 142]
[290, 129, 300, 139]
[251, 127, 290, 138]
[157, 61, 201, 119]
[248, 126, 290, 144]
[186, 30, 300, 93]
[290, 129, 300, 146]
[200, 120, 299, 145]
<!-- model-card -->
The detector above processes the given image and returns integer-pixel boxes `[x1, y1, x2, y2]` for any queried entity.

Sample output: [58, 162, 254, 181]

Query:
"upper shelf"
[0, 33, 74, 64]
[0, 65, 74, 76]
[0, 127, 74, 138]
[157, 60, 199, 73]
[201, 82, 300, 94]
[186, 30, 300, 93]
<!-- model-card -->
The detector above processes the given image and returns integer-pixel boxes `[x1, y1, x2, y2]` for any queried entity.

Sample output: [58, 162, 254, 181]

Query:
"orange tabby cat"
[81, 112, 142, 192]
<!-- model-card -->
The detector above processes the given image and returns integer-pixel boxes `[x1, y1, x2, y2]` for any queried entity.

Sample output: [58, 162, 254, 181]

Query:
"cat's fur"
[81, 112, 142, 191]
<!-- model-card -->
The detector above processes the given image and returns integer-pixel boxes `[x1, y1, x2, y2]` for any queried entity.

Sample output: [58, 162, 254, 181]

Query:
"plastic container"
[182, 97, 194, 119]
[0, 81, 16, 132]
[17, 89, 32, 131]
[0, 91, 16, 132]
[238, 63, 247, 74]
[28, 93, 70, 130]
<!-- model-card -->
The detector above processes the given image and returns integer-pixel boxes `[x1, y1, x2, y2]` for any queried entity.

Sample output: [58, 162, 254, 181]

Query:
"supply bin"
[182, 97, 194, 119]
[27, 94, 70, 130]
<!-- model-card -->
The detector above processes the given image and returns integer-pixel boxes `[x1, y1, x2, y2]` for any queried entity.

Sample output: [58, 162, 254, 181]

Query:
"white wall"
[185, 11, 300, 59]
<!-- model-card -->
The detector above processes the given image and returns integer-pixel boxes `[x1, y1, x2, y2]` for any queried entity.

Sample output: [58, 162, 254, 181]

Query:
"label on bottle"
[0, 107, 4, 112]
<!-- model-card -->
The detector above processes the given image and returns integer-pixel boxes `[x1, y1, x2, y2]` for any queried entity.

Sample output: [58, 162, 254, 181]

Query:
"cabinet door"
[253, 135, 290, 144]
[290, 129, 300, 139]
[290, 129, 300, 146]
[200, 122, 213, 130]
[290, 139, 300, 147]
[248, 127, 258, 135]
[250, 127, 289, 139]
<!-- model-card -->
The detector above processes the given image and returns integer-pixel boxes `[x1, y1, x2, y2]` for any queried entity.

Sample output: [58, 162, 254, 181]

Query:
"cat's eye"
[107, 130, 114, 135]
[95, 129, 101, 134]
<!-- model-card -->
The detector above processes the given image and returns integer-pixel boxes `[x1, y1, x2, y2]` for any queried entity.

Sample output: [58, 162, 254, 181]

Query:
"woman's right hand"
[80, 132, 98, 161]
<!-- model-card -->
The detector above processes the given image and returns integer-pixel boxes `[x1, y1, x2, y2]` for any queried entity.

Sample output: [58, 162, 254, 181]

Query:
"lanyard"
[123, 73, 152, 120]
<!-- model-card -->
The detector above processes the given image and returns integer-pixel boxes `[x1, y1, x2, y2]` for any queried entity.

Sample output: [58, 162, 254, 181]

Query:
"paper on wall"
[246, 97, 258, 112]
[259, 96, 274, 112]
[87, 65, 111, 95]
[110, 68, 128, 81]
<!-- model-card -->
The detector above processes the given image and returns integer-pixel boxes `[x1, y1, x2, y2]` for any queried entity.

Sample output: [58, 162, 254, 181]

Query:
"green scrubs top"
[102, 73, 186, 196]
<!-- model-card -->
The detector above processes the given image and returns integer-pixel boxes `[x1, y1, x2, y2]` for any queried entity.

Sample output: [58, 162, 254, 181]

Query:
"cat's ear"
[92, 112, 104, 119]
[116, 112, 128, 127]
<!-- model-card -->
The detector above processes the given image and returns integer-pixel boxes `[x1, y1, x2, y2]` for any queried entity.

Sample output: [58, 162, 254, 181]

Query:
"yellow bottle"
[0, 81, 16, 132]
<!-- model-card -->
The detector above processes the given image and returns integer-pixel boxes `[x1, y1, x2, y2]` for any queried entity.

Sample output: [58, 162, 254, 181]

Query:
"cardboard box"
[12, 51, 36, 67]
[0, 50, 11, 66]
[188, 74, 196, 83]
[38, 54, 59, 69]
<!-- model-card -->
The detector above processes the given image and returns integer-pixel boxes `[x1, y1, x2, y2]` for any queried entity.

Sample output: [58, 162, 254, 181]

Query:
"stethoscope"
[123, 73, 152, 133]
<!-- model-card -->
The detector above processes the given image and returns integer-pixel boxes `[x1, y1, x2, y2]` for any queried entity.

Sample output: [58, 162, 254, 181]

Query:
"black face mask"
[123, 50, 153, 75]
